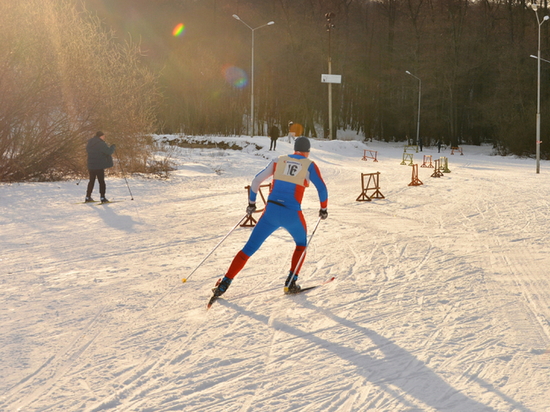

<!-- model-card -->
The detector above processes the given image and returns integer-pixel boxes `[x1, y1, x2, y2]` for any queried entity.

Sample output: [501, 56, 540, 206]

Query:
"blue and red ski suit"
[224, 152, 328, 280]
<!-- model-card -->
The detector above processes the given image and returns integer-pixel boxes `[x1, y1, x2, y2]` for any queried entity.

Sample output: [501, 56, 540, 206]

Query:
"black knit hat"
[294, 136, 310, 153]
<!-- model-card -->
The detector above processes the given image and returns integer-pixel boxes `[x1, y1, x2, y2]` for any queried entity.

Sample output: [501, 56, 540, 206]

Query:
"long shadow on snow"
[94, 205, 140, 233]
[298, 299, 533, 412]
[219, 298, 532, 412]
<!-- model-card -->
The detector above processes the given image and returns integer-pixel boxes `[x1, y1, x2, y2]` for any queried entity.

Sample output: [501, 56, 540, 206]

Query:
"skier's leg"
[231, 218, 277, 271]
[240, 205, 281, 259]
[225, 250, 250, 280]
[290, 245, 307, 275]
[97, 169, 106, 198]
[283, 210, 308, 292]
[86, 170, 97, 198]
[213, 205, 281, 296]
[286, 210, 308, 250]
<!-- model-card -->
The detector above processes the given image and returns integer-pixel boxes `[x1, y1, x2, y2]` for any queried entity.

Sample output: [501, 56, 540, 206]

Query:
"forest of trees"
[0, 0, 159, 181]
[2, 0, 550, 181]
[122, 0, 550, 156]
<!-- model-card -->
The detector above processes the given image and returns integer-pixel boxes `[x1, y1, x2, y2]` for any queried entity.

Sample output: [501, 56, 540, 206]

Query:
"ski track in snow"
[1, 137, 550, 411]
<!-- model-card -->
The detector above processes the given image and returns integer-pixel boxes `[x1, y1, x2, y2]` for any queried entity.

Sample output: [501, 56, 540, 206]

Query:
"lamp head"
[529, 2, 538, 11]
[545, 15, 550, 21]
[406, 70, 411, 75]
[267, 21, 275, 25]
[232, 14, 240, 20]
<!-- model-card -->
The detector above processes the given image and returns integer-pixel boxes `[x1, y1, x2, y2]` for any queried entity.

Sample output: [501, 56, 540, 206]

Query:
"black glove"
[319, 208, 328, 220]
[246, 202, 257, 215]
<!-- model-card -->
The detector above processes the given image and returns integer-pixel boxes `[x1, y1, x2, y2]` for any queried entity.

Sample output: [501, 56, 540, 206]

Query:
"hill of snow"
[1, 136, 550, 411]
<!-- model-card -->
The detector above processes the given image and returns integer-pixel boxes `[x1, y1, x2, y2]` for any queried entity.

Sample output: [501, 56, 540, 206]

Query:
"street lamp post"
[528, 2, 549, 174]
[406, 71, 421, 147]
[233, 15, 274, 137]
[326, 12, 335, 140]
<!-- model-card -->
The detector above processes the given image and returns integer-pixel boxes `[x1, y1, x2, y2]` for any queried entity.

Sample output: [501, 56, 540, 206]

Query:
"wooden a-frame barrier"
[421, 154, 433, 168]
[431, 159, 444, 178]
[408, 164, 423, 186]
[356, 172, 385, 202]
[241, 183, 272, 227]
[361, 149, 378, 162]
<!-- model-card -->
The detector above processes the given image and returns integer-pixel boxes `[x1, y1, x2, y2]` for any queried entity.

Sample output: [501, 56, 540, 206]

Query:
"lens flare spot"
[222, 65, 248, 88]
[173, 23, 185, 37]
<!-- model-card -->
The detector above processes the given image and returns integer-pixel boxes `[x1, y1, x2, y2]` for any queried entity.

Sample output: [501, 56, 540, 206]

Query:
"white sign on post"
[321, 74, 342, 84]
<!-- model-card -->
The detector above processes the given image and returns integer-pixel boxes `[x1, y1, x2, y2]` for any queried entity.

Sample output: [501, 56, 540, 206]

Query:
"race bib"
[274, 155, 311, 186]
[284, 160, 303, 177]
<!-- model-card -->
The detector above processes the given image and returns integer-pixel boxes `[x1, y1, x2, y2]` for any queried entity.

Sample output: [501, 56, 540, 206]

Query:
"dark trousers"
[270, 138, 277, 150]
[86, 169, 106, 198]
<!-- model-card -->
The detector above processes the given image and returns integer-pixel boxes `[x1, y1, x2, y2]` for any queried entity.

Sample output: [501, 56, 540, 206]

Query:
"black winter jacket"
[87, 136, 115, 170]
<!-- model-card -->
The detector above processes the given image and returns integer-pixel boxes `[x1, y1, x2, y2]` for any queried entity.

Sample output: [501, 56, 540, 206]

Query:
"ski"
[95, 200, 124, 205]
[285, 276, 335, 295]
[206, 294, 219, 310]
[206, 278, 223, 310]
[75, 200, 123, 205]
[206, 276, 335, 310]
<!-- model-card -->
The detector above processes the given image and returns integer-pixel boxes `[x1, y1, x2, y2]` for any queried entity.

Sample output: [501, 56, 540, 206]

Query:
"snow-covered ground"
[1, 135, 550, 412]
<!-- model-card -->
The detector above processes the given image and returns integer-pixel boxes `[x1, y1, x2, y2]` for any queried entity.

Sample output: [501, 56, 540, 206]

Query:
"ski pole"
[115, 148, 134, 200]
[182, 214, 248, 284]
[291, 216, 322, 276]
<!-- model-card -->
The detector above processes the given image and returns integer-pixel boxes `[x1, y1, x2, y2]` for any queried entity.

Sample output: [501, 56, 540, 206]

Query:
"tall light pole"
[233, 15, 274, 137]
[326, 12, 335, 140]
[528, 2, 549, 173]
[406, 71, 421, 147]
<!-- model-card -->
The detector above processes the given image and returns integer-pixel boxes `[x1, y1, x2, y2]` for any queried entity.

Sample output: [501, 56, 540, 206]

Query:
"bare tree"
[0, 0, 160, 181]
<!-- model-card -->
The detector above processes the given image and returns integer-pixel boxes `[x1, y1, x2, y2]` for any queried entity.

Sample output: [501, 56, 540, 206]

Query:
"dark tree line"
[131, 0, 550, 156]
[2, 0, 550, 182]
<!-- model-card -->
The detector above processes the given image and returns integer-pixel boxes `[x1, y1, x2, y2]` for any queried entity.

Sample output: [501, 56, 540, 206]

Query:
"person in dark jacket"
[269, 125, 280, 151]
[85, 131, 115, 203]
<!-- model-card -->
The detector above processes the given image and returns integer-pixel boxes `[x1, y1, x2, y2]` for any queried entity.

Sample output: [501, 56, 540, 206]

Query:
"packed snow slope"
[1, 135, 550, 412]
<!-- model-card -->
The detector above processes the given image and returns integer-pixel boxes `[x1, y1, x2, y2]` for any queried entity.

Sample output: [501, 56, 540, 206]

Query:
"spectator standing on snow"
[288, 121, 295, 143]
[418, 137, 423, 152]
[210, 137, 328, 299]
[85, 131, 115, 203]
[437, 139, 442, 153]
[269, 125, 280, 151]
[288, 121, 304, 143]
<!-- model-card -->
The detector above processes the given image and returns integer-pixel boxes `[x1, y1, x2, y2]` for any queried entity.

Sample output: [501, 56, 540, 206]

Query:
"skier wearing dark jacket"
[85, 131, 115, 203]
[211, 137, 328, 299]
[269, 125, 280, 151]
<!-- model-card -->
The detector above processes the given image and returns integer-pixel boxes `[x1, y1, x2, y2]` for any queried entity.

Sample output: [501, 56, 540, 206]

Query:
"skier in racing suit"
[211, 136, 328, 297]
